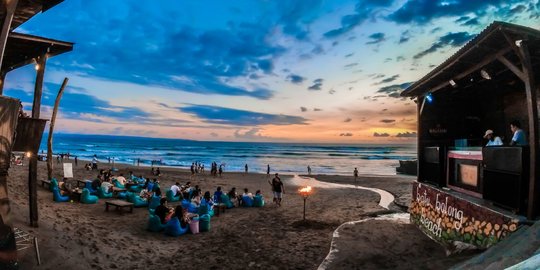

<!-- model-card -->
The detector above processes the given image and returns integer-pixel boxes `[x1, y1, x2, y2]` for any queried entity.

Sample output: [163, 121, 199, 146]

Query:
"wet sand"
[5, 160, 471, 269]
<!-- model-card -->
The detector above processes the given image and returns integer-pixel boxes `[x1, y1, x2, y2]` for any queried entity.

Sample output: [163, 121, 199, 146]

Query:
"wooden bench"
[40, 179, 51, 189]
[105, 200, 134, 213]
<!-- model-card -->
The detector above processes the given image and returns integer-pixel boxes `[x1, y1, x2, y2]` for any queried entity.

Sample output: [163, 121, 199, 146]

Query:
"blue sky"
[4, 0, 539, 142]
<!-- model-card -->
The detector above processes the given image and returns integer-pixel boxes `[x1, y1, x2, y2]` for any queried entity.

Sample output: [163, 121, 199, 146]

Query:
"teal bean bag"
[50, 178, 59, 192]
[113, 179, 125, 189]
[254, 195, 265, 207]
[81, 188, 98, 204]
[242, 195, 254, 207]
[147, 214, 165, 232]
[188, 203, 199, 214]
[199, 214, 211, 232]
[221, 194, 234, 209]
[129, 185, 142, 193]
[52, 187, 69, 202]
[127, 192, 148, 208]
[164, 217, 188, 236]
[198, 203, 209, 215]
[166, 190, 180, 202]
[97, 186, 113, 198]
[148, 196, 161, 210]
[117, 191, 128, 200]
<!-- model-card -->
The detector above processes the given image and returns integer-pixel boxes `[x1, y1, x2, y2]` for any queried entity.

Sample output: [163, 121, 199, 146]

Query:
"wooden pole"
[0, 0, 19, 68]
[29, 53, 47, 227]
[47, 78, 68, 180]
[517, 41, 540, 220]
[0, 72, 6, 95]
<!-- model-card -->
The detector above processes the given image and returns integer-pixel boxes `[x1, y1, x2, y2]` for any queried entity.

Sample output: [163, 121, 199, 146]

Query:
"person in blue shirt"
[510, 120, 527, 146]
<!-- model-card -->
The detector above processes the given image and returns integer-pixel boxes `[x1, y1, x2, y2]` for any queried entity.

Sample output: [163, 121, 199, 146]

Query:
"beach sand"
[6, 160, 471, 269]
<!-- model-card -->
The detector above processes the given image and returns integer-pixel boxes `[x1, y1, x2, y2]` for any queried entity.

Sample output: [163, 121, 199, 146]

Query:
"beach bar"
[401, 21, 540, 249]
[0, 0, 72, 267]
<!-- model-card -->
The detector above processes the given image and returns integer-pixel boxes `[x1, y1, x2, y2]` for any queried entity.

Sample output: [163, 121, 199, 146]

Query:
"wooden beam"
[497, 55, 525, 82]
[29, 53, 47, 227]
[0, 72, 6, 95]
[0, 0, 18, 68]
[518, 41, 540, 220]
[428, 47, 512, 94]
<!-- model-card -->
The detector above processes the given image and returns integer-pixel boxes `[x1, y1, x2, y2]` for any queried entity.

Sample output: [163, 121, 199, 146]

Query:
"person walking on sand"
[354, 167, 359, 183]
[269, 173, 284, 207]
[307, 165, 311, 175]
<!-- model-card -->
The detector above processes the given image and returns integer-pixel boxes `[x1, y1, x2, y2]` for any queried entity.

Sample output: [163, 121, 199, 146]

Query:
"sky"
[4, 0, 540, 143]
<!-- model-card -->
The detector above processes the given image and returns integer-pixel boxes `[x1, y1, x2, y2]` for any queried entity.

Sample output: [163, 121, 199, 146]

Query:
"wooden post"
[517, 41, 540, 220]
[0, 0, 19, 68]
[47, 78, 68, 180]
[29, 53, 47, 227]
[0, 72, 6, 95]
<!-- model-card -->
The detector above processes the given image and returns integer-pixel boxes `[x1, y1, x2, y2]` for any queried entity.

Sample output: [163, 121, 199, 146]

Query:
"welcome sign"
[410, 182, 521, 249]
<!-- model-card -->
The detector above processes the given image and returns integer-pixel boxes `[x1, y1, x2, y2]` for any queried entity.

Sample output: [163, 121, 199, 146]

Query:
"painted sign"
[409, 182, 521, 249]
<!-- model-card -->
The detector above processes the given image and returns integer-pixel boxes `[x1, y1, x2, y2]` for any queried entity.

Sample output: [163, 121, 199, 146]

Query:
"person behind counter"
[510, 120, 527, 146]
[484, 129, 503, 146]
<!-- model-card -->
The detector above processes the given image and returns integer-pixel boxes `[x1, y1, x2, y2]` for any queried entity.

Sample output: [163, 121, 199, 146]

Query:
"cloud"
[300, 106, 308, 112]
[388, 0, 523, 24]
[344, 53, 354, 58]
[366, 32, 385, 45]
[413, 32, 475, 59]
[380, 119, 396, 124]
[373, 132, 390, 137]
[276, 0, 324, 40]
[313, 108, 322, 111]
[179, 104, 308, 126]
[328, 89, 336, 95]
[323, 0, 394, 38]
[399, 30, 411, 44]
[210, 132, 219, 137]
[395, 131, 417, 138]
[234, 128, 270, 140]
[396, 56, 405, 62]
[287, 74, 306, 84]
[344, 62, 359, 68]
[308, 78, 324, 91]
[339, 133, 353, 137]
[374, 74, 400, 85]
[344, 117, 352, 122]
[376, 82, 414, 98]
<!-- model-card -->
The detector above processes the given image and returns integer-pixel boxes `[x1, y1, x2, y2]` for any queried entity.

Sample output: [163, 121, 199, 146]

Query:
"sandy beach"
[6, 160, 472, 269]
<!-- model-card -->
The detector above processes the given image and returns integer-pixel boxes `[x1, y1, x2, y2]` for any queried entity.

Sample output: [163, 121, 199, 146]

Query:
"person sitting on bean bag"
[254, 190, 265, 207]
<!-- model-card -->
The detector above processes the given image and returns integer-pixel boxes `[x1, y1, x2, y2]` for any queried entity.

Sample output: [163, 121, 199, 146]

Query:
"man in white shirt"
[171, 182, 181, 197]
[484, 129, 503, 146]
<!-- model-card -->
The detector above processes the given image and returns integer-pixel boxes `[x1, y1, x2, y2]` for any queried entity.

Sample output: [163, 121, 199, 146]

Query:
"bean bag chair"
[147, 214, 165, 232]
[113, 179, 125, 189]
[50, 178, 59, 192]
[117, 191, 129, 200]
[127, 192, 148, 208]
[221, 194, 234, 209]
[129, 185, 142, 193]
[199, 200, 214, 217]
[188, 203, 199, 214]
[52, 187, 69, 202]
[166, 190, 180, 202]
[199, 214, 211, 232]
[181, 200, 191, 209]
[254, 195, 265, 207]
[84, 181, 98, 195]
[97, 186, 113, 198]
[81, 188, 98, 204]
[148, 196, 161, 210]
[152, 183, 161, 192]
[242, 195, 254, 207]
[164, 217, 188, 236]
[189, 217, 200, 234]
[147, 182, 154, 192]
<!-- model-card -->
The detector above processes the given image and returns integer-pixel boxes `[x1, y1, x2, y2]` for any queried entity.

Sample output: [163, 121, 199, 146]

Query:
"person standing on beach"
[354, 168, 359, 183]
[245, 164, 248, 174]
[92, 155, 98, 170]
[307, 165, 311, 175]
[74, 156, 78, 167]
[270, 173, 284, 206]
[267, 164, 270, 176]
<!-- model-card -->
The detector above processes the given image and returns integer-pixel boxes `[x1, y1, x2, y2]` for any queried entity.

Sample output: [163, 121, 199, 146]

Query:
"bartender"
[484, 129, 503, 146]
[509, 120, 527, 146]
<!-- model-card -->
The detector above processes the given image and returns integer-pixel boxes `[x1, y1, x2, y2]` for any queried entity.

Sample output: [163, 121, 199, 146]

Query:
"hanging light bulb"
[425, 93, 433, 103]
[34, 63, 40, 71]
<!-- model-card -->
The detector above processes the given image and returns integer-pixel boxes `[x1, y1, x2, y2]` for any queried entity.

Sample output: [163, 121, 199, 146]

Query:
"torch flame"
[299, 186, 312, 194]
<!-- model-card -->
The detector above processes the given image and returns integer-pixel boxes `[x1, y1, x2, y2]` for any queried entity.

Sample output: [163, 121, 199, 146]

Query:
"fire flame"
[299, 186, 312, 195]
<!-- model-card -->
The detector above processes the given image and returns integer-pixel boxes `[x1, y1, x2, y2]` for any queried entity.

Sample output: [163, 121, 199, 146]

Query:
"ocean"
[39, 134, 417, 176]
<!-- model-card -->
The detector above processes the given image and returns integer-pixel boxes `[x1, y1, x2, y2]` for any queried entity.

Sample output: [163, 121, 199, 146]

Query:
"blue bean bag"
[188, 203, 199, 214]
[127, 192, 148, 208]
[181, 200, 191, 209]
[84, 181, 98, 195]
[147, 182, 154, 192]
[50, 178, 59, 192]
[199, 214, 211, 232]
[164, 217, 188, 236]
[147, 214, 165, 232]
[254, 195, 265, 207]
[148, 196, 161, 210]
[117, 191, 128, 200]
[242, 195, 254, 207]
[129, 185, 142, 193]
[221, 194, 234, 209]
[166, 190, 180, 202]
[52, 187, 69, 202]
[97, 186, 113, 198]
[81, 188, 98, 204]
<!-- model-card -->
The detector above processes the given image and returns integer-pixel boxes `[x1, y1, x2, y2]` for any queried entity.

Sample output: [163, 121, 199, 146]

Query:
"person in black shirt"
[154, 198, 171, 224]
[270, 173, 284, 207]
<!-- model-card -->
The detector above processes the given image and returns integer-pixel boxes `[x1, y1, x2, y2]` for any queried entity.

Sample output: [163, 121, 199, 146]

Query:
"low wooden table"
[76, 179, 91, 188]
[215, 203, 227, 216]
[41, 179, 51, 189]
[105, 200, 134, 213]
